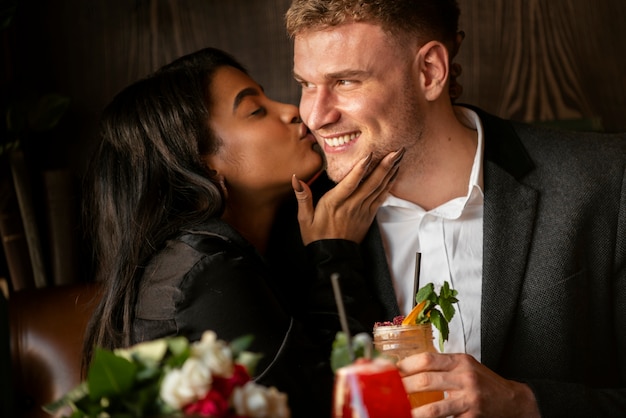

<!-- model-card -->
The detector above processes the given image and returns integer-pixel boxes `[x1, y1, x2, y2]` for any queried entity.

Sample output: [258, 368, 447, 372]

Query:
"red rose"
[184, 389, 229, 417]
[211, 364, 251, 398]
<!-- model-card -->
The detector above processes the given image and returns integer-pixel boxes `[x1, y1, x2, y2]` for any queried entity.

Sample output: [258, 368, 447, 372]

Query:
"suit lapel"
[478, 109, 538, 368]
[482, 160, 537, 368]
[362, 223, 401, 321]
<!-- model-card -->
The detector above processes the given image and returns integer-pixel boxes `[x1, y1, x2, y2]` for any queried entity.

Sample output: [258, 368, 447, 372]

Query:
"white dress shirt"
[376, 107, 484, 361]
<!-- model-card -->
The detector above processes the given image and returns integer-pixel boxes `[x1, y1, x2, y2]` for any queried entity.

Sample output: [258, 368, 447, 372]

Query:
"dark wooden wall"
[457, 1, 626, 133]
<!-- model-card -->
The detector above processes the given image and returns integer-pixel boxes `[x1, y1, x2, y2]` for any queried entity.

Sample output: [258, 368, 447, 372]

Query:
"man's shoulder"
[510, 121, 626, 168]
[466, 105, 625, 174]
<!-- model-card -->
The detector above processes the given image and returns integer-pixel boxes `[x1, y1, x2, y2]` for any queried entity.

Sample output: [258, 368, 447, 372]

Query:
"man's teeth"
[324, 133, 358, 147]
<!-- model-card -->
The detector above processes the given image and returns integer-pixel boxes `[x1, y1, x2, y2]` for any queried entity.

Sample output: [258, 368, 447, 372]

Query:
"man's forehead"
[294, 21, 388, 49]
[293, 23, 398, 78]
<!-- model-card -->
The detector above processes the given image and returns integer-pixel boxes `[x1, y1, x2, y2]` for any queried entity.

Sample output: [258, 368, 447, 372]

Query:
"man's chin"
[325, 163, 351, 184]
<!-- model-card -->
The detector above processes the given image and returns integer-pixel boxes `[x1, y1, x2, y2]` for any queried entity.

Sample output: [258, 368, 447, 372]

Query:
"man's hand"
[398, 352, 541, 418]
[293, 148, 404, 245]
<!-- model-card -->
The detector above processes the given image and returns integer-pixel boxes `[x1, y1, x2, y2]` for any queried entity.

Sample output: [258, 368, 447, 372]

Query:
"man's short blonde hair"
[285, 0, 460, 50]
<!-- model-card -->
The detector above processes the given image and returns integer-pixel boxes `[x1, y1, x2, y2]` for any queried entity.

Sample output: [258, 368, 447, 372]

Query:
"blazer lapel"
[362, 222, 401, 321]
[478, 109, 538, 369]
[482, 160, 537, 368]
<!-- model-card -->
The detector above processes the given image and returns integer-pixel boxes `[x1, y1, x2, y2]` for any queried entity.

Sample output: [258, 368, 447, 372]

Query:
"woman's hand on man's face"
[293, 148, 404, 245]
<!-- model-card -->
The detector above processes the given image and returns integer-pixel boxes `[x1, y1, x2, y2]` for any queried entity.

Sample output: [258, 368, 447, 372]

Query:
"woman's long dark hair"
[81, 48, 248, 372]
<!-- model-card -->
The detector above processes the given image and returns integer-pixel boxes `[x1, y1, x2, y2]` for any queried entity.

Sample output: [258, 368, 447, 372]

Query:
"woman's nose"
[280, 103, 301, 124]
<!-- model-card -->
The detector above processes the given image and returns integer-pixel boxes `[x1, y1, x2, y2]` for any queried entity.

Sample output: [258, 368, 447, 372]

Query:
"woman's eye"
[251, 107, 266, 116]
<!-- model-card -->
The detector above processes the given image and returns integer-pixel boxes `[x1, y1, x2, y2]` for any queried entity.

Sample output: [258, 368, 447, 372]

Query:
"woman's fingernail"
[393, 147, 406, 165]
[292, 174, 304, 192]
[389, 166, 400, 182]
[361, 152, 373, 170]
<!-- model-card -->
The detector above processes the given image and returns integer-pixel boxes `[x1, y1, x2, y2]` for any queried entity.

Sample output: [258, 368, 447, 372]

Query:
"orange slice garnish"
[401, 300, 427, 325]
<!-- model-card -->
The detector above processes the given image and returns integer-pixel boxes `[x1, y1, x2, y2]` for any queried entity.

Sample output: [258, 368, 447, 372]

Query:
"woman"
[81, 47, 402, 416]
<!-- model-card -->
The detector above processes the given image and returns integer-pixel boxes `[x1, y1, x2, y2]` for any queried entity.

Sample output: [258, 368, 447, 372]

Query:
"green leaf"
[166, 335, 190, 356]
[412, 281, 458, 350]
[119, 382, 163, 417]
[4, 93, 70, 137]
[416, 300, 434, 324]
[0, 139, 20, 156]
[330, 332, 378, 371]
[28, 94, 71, 132]
[428, 309, 449, 352]
[230, 334, 254, 357]
[439, 282, 458, 303]
[162, 336, 190, 369]
[43, 381, 89, 413]
[134, 361, 163, 383]
[88, 348, 138, 399]
[229, 334, 262, 375]
[237, 350, 264, 376]
[0, 1, 16, 31]
[438, 282, 458, 322]
[331, 332, 351, 372]
[415, 282, 435, 304]
[352, 332, 376, 360]
[439, 297, 456, 322]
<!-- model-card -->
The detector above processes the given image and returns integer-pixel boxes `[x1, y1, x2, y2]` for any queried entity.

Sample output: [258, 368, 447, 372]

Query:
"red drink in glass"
[332, 358, 412, 418]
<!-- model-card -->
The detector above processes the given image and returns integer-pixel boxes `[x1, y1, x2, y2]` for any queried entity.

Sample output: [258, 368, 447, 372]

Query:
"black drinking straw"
[331, 272, 355, 362]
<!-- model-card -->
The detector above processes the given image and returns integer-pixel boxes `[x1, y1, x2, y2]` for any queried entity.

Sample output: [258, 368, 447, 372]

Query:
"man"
[284, 0, 626, 416]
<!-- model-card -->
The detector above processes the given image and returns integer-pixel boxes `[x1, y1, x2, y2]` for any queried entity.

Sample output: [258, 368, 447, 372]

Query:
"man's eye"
[251, 107, 266, 116]
[337, 80, 352, 86]
[298, 80, 314, 89]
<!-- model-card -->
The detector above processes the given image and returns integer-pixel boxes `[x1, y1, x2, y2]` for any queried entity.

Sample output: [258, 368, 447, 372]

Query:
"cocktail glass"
[332, 358, 412, 418]
[373, 323, 445, 408]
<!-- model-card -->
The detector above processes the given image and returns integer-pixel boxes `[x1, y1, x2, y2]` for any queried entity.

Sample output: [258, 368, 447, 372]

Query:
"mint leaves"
[414, 281, 459, 352]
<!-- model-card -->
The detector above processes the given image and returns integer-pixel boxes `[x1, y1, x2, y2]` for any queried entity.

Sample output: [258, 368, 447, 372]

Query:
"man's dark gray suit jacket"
[356, 108, 626, 417]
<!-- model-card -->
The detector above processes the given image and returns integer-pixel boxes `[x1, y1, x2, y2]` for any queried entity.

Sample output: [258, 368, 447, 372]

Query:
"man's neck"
[390, 111, 479, 210]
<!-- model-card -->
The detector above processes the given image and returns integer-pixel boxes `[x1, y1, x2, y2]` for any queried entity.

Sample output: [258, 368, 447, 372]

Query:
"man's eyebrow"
[293, 69, 367, 82]
[325, 70, 367, 79]
[233, 87, 260, 112]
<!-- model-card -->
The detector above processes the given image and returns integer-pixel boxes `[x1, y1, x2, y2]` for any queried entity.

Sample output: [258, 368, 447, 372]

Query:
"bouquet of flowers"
[45, 331, 291, 418]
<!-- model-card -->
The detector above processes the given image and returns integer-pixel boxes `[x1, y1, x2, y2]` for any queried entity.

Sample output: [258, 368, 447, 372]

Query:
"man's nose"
[302, 89, 340, 131]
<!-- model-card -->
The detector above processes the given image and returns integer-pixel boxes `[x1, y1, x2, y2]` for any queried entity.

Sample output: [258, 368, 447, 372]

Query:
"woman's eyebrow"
[233, 87, 260, 112]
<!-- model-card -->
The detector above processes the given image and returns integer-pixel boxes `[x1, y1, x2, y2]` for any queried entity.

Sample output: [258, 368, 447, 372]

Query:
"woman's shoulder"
[141, 224, 247, 290]
[133, 225, 255, 333]
[134, 237, 215, 319]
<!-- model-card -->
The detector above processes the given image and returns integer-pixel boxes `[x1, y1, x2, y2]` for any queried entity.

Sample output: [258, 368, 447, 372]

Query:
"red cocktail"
[332, 358, 412, 418]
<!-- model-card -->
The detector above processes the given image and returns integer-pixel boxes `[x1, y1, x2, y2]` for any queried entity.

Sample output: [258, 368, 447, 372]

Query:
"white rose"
[192, 331, 234, 377]
[159, 357, 212, 409]
[232, 382, 291, 418]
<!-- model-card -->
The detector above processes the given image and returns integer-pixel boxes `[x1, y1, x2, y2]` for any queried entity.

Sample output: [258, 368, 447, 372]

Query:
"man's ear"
[416, 41, 450, 102]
